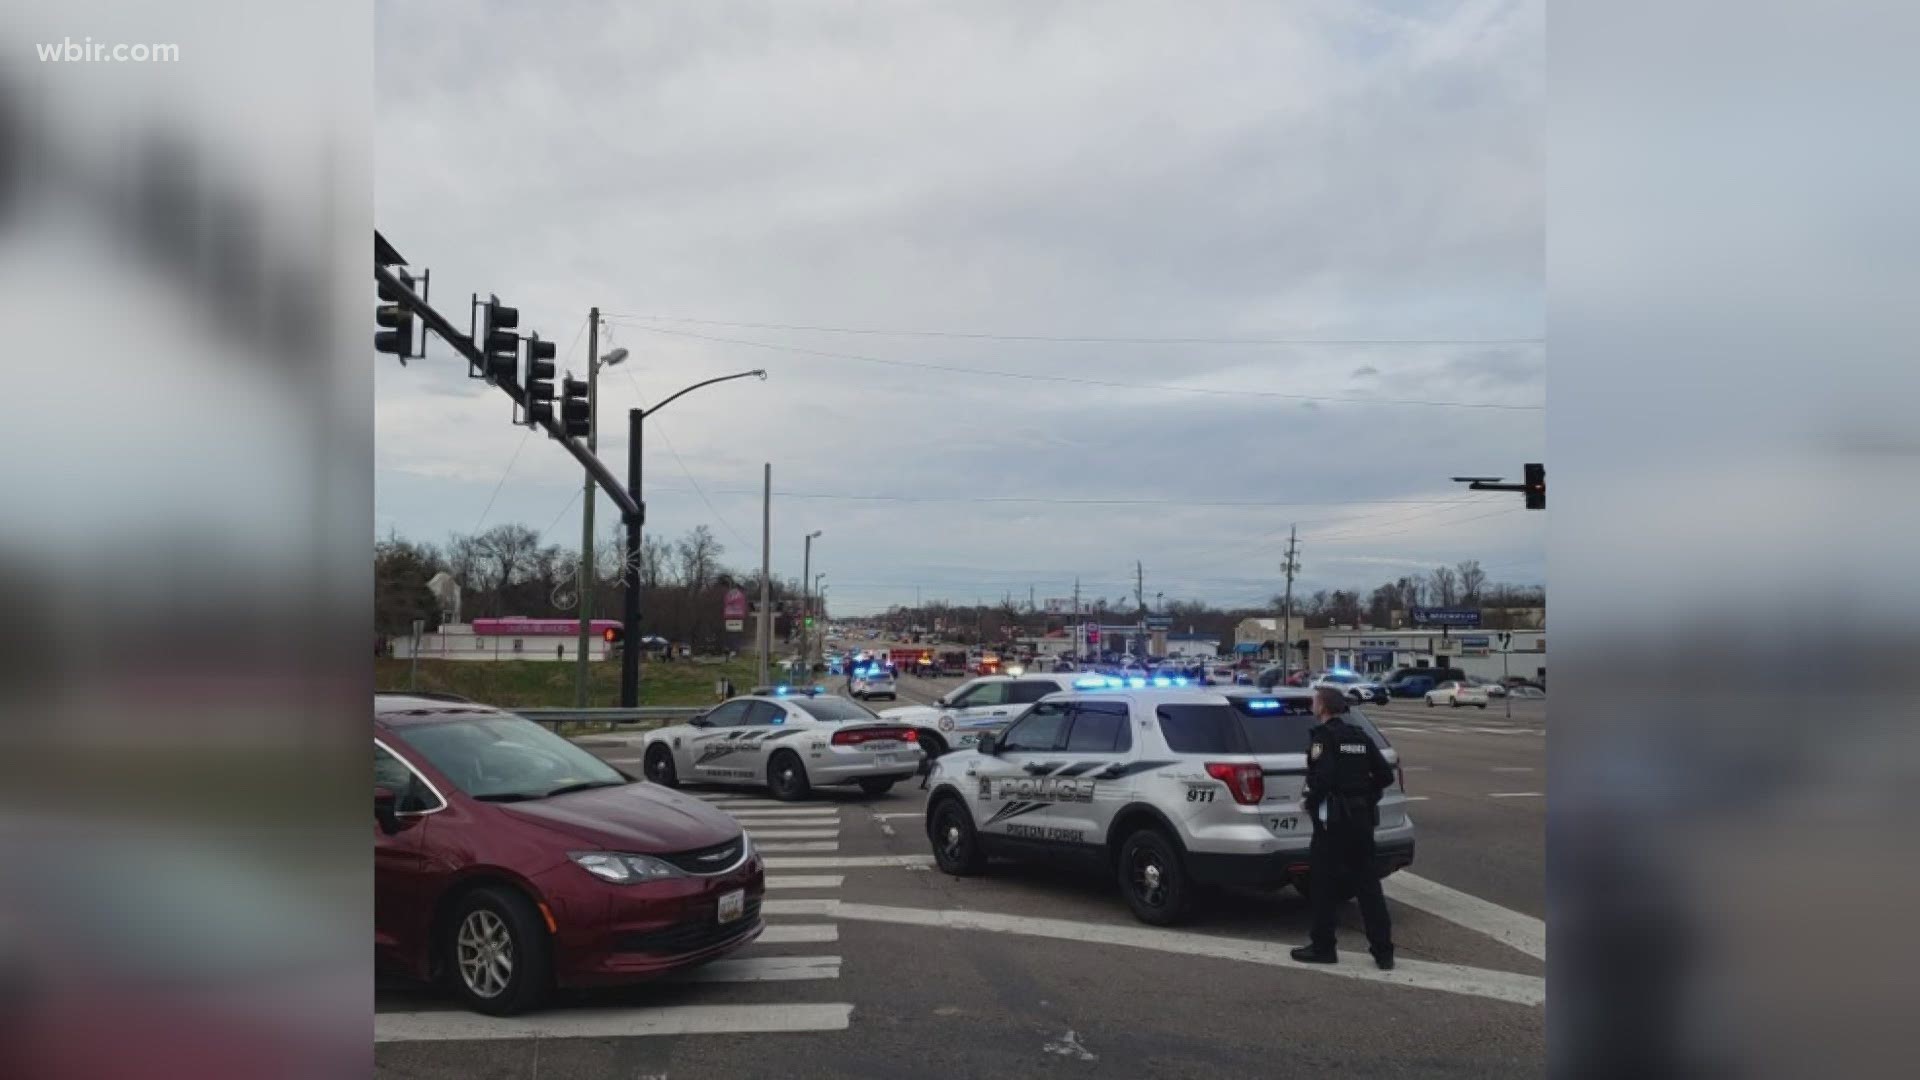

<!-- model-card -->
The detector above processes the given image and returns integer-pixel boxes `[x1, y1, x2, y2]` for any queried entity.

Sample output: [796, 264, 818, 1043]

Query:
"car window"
[703, 700, 752, 727]
[374, 742, 442, 813]
[792, 697, 878, 722]
[1156, 705, 1251, 754]
[958, 681, 1009, 708]
[1065, 703, 1132, 753]
[998, 701, 1069, 752]
[395, 714, 626, 800]
[1008, 680, 1059, 705]
[742, 701, 788, 726]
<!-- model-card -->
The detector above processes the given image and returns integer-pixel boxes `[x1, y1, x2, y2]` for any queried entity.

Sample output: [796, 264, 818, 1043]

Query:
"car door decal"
[984, 801, 1050, 827]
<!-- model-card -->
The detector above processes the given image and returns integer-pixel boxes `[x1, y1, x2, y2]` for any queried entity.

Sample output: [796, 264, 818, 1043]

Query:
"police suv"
[877, 672, 1088, 758]
[641, 687, 924, 801]
[922, 682, 1416, 925]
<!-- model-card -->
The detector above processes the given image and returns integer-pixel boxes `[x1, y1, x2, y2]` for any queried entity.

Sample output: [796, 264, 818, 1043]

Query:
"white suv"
[878, 673, 1086, 757]
[922, 687, 1415, 924]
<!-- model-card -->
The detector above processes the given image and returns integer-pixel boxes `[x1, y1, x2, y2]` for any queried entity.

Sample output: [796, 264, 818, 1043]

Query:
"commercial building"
[1163, 632, 1221, 658]
[1317, 628, 1546, 683]
[391, 617, 659, 662]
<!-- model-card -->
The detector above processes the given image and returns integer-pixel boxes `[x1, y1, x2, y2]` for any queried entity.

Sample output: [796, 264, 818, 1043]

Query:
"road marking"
[1383, 873, 1546, 961]
[819, 901, 1545, 1007]
[762, 898, 842, 916]
[1401, 766, 1432, 771]
[763, 853, 937, 870]
[756, 923, 838, 944]
[1487, 792, 1544, 798]
[1403, 796, 1430, 802]
[766, 874, 845, 890]
[732, 818, 842, 830]
[724, 808, 841, 819]
[757, 840, 840, 853]
[374, 1003, 854, 1042]
[675, 954, 840, 983]
[696, 799, 806, 810]
[744, 829, 841, 841]
[1490, 766, 1535, 772]
[870, 812, 924, 820]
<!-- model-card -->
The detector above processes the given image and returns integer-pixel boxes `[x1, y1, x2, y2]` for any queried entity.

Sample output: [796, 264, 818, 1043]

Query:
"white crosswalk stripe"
[757, 840, 840, 852]
[744, 829, 840, 840]
[675, 955, 840, 983]
[764, 854, 936, 869]
[766, 874, 845, 890]
[724, 808, 841, 819]
[375, 1004, 853, 1042]
[757, 923, 839, 943]
[763, 898, 842, 916]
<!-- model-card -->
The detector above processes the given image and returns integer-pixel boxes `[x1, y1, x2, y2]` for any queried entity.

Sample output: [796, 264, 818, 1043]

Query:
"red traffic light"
[603, 627, 624, 643]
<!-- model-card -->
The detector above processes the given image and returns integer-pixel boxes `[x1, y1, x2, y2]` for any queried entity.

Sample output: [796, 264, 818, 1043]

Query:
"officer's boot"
[1290, 943, 1338, 964]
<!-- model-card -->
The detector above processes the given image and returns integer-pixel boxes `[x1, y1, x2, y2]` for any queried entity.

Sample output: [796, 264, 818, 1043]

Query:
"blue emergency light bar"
[1246, 698, 1282, 711]
[1126, 677, 1147, 688]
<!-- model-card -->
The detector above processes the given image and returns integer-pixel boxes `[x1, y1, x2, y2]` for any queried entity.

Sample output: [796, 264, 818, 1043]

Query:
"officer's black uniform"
[1295, 711, 1397, 967]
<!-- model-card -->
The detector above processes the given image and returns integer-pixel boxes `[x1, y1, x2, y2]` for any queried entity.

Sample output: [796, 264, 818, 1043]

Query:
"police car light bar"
[1127, 677, 1147, 688]
[1246, 698, 1282, 711]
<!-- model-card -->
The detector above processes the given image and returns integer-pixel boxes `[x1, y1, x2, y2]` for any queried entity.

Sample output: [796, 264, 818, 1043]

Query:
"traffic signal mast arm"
[374, 262, 639, 522]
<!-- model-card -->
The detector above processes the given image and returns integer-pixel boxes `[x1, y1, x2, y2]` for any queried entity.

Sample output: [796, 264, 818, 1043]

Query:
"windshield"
[793, 698, 879, 722]
[394, 713, 627, 800]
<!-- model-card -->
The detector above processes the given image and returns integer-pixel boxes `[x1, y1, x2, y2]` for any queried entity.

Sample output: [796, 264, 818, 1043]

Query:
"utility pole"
[574, 306, 599, 706]
[1280, 525, 1300, 677]
[1073, 577, 1082, 659]
[801, 530, 821, 669]
[757, 463, 772, 687]
[1135, 561, 1146, 614]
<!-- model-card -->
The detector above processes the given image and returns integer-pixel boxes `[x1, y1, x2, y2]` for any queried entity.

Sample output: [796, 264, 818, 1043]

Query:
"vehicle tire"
[1116, 828, 1192, 926]
[858, 777, 896, 797]
[1450, 699, 1461, 708]
[767, 750, 812, 802]
[444, 885, 551, 1016]
[1477, 703, 1488, 709]
[917, 732, 948, 760]
[928, 797, 986, 876]
[644, 745, 679, 788]
[1426, 698, 1435, 708]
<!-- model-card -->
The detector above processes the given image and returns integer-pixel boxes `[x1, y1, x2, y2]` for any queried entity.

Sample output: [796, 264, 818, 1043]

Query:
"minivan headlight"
[570, 851, 684, 883]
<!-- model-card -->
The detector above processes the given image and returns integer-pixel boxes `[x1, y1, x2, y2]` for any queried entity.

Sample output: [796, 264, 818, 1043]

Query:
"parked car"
[1424, 681, 1490, 708]
[1311, 670, 1390, 703]
[1385, 673, 1437, 698]
[1465, 675, 1508, 697]
[375, 696, 765, 1015]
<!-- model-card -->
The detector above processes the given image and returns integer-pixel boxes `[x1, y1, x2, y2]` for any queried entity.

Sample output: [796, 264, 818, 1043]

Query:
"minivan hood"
[500, 782, 739, 853]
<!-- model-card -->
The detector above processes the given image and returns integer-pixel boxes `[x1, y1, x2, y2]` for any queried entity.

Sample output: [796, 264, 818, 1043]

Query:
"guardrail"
[515, 706, 707, 729]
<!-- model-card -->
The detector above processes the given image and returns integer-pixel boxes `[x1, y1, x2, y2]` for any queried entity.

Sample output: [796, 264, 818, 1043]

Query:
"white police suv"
[641, 687, 924, 801]
[878, 672, 1088, 758]
[922, 683, 1415, 924]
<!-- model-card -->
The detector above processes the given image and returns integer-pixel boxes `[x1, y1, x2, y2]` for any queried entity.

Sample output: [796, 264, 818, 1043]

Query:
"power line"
[603, 312, 1545, 348]
[471, 426, 533, 535]
[535, 487, 582, 545]
[615, 325, 1544, 412]
[650, 487, 1509, 510]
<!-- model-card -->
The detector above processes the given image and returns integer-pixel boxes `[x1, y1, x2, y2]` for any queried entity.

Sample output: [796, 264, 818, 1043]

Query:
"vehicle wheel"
[1450, 699, 1460, 708]
[644, 745, 678, 788]
[858, 777, 896, 797]
[1477, 703, 1488, 709]
[767, 750, 812, 802]
[1117, 829, 1191, 926]
[1426, 698, 1435, 708]
[1348, 690, 1364, 703]
[928, 797, 985, 875]
[918, 733, 948, 760]
[444, 886, 551, 1016]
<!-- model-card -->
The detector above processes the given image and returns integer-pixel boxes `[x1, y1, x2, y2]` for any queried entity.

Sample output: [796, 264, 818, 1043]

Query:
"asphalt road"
[375, 674, 1546, 1078]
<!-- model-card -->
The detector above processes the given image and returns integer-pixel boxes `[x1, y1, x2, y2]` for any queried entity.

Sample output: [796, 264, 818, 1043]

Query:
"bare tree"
[1429, 566, 1459, 607]
[676, 525, 724, 595]
[1368, 584, 1397, 628]
[1456, 560, 1487, 604]
[1328, 590, 1363, 627]
[470, 524, 542, 617]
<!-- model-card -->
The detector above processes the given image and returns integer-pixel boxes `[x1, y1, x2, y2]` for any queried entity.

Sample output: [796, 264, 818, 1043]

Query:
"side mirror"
[374, 786, 401, 834]
[689, 716, 710, 728]
[975, 733, 998, 756]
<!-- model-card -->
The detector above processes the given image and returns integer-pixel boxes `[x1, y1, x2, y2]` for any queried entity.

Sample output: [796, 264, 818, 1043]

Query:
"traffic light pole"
[575, 307, 598, 707]
[622, 407, 644, 708]
[373, 263, 639, 523]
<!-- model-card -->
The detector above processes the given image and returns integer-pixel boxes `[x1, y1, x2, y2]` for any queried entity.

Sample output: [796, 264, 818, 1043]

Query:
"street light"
[802, 530, 823, 668]
[618, 367, 771, 707]
[601, 347, 629, 368]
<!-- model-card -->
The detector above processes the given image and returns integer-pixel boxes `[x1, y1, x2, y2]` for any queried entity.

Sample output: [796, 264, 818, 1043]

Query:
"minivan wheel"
[446, 886, 550, 1016]
[644, 745, 678, 788]
[858, 777, 896, 797]
[929, 798, 985, 875]
[1117, 829, 1191, 926]
[768, 750, 812, 801]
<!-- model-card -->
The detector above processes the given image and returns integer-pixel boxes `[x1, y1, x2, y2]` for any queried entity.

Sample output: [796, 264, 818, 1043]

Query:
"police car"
[849, 666, 898, 701]
[640, 687, 924, 801]
[877, 672, 1088, 758]
[922, 682, 1415, 925]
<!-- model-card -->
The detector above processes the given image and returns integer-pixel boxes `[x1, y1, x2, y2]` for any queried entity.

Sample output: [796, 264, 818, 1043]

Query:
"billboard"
[723, 589, 748, 619]
[1410, 607, 1481, 627]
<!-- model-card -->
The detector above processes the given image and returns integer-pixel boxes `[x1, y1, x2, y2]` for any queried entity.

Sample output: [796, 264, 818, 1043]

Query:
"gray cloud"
[375, 0, 1543, 611]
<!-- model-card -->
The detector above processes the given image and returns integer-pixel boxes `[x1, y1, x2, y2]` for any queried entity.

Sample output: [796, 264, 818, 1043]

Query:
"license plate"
[865, 741, 899, 752]
[717, 889, 745, 924]
[875, 753, 900, 765]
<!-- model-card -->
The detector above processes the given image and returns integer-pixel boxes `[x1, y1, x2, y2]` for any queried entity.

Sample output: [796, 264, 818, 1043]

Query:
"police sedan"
[639, 688, 924, 801]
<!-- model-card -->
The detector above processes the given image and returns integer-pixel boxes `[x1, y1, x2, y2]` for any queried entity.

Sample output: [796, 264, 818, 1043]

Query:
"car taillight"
[832, 727, 911, 746]
[1203, 762, 1264, 805]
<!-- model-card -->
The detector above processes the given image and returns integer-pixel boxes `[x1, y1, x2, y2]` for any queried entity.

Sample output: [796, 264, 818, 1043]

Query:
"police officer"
[1292, 686, 1397, 969]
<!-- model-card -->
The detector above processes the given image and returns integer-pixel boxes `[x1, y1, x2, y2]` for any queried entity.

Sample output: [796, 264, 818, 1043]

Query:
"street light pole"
[576, 329, 630, 707]
[617, 368, 767, 708]
[801, 530, 821, 668]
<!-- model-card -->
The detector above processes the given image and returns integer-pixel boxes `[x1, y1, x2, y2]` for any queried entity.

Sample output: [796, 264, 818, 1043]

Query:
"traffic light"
[602, 625, 624, 644]
[523, 334, 556, 426]
[1523, 462, 1545, 510]
[481, 295, 519, 384]
[375, 270, 416, 360]
[559, 376, 590, 438]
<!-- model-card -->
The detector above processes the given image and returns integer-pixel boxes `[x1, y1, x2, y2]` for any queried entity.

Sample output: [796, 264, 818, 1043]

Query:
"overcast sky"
[374, 0, 1543, 615]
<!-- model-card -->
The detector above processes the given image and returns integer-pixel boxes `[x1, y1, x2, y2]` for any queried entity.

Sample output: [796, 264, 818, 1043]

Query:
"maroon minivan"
[374, 695, 765, 1015]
